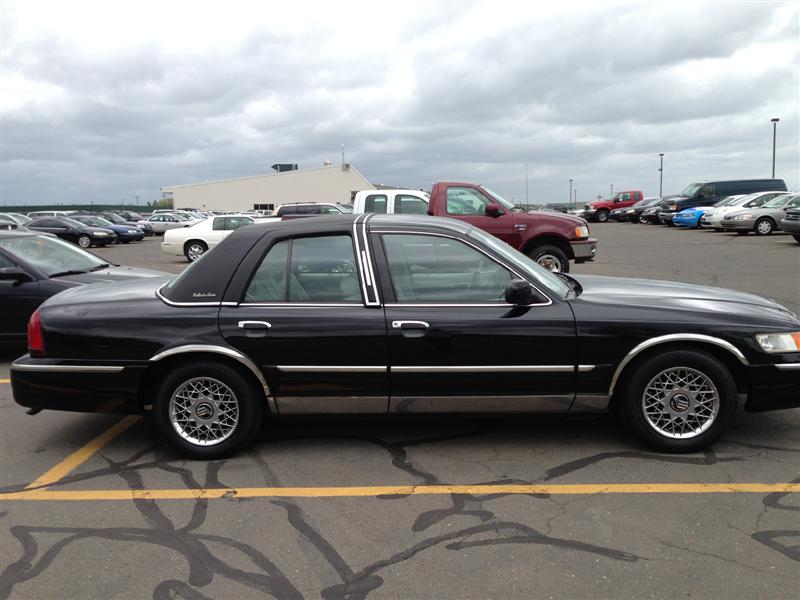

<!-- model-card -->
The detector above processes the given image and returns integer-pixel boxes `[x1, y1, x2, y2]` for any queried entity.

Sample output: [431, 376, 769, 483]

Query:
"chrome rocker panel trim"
[11, 362, 125, 374]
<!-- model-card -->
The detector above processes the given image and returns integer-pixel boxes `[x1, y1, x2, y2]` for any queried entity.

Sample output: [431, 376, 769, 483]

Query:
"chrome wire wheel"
[642, 367, 719, 439]
[169, 377, 239, 446]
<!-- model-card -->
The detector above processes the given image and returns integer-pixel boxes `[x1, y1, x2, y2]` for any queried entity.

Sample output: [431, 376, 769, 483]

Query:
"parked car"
[780, 207, 800, 243]
[583, 191, 644, 223]
[610, 197, 662, 223]
[700, 192, 787, 231]
[140, 213, 196, 235]
[26, 211, 72, 219]
[0, 215, 20, 231]
[10, 214, 800, 458]
[26, 217, 117, 247]
[424, 181, 595, 273]
[71, 215, 145, 243]
[116, 210, 145, 222]
[161, 214, 256, 262]
[0, 212, 33, 226]
[99, 212, 155, 236]
[721, 194, 800, 235]
[276, 203, 353, 217]
[0, 231, 166, 347]
[672, 196, 745, 229]
[352, 190, 430, 215]
[658, 179, 787, 225]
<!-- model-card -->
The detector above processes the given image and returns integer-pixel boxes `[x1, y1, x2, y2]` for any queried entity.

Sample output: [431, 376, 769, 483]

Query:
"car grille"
[785, 213, 800, 221]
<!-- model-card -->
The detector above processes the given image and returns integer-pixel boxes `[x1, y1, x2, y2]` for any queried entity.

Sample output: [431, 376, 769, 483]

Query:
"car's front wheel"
[754, 218, 774, 236]
[596, 210, 609, 223]
[618, 349, 736, 453]
[184, 240, 208, 262]
[154, 361, 265, 459]
[77, 234, 92, 248]
[528, 245, 569, 273]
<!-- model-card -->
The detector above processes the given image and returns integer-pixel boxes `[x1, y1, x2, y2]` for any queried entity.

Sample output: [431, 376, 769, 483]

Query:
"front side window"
[364, 195, 388, 214]
[446, 187, 492, 215]
[245, 235, 360, 303]
[212, 217, 226, 231]
[383, 234, 512, 303]
[395, 195, 428, 214]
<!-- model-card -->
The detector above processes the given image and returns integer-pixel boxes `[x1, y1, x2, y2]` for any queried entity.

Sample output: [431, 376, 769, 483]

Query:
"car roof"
[0, 230, 45, 238]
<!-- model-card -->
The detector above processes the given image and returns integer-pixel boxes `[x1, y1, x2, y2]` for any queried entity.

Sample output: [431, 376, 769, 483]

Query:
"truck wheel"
[618, 349, 736, 453]
[754, 218, 774, 236]
[184, 240, 208, 262]
[153, 361, 264, 459]
[596, 210, 609, 223]
[528, 245, 569, 273]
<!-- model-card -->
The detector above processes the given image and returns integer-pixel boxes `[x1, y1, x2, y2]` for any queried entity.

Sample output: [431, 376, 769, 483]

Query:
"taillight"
[28, 308, 45, 357]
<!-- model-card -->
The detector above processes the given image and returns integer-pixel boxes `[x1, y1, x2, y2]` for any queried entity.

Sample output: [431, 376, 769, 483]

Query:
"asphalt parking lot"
[1, 223, 798, 599]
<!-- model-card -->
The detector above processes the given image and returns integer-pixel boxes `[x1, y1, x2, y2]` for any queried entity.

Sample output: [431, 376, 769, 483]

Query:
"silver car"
[701, 192, 786, 230]
[140, 213, 194, 235]
[721, 193, 800, 235]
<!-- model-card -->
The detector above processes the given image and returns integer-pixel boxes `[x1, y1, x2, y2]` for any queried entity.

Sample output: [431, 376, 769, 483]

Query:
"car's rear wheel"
[154, 361, 264, 459]
[596, 210, 609, 223]
[528, 245, 569, 273]
[618, 349, 736, 453]
[184, 240, 208, 262]
[754, 218, 774, 236]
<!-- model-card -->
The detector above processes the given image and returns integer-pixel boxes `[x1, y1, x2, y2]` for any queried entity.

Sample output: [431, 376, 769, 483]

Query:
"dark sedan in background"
[99, 212, 155, 236]
[609, 197, 662, 222]
[26, 217, 117, 247]
[0, 231, 166, 347]
[10, 215, 800, 459]
[780, 206, 800, 243]
[72, 214, 145, 243]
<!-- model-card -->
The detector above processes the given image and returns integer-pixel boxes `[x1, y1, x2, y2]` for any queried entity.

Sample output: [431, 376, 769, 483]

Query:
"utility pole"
[525, 164, 529, 206]
[341, 144, 345, 165]
[135, 195, 140, 206]
[573, 188, 578, 206]
[569, 179, 573, 209]
[771, 118, 780, 178]
[658, 153, 664, 197]
[610, 184, 613, 197]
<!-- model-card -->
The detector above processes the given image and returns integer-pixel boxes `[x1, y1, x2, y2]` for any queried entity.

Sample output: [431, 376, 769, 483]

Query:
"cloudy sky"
[1, 0, 797, 207]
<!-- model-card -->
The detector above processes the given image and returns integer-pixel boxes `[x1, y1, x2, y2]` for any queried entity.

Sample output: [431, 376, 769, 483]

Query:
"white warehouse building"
[161, 164, 374, 213]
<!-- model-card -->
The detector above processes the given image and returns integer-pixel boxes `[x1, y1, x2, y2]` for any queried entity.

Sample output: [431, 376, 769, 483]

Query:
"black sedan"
[99, 212, 154, 236]
[10, 215, 800, 458]
[0, 231, 166, 347]
[26, 217, 117, 248]
[610, 197, 663, 223]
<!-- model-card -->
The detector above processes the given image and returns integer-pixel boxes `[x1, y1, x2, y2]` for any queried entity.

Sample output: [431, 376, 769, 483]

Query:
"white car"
[140, 213, 202, 235]
[161, 214, 256, 262]
[700, 191, 786, 230]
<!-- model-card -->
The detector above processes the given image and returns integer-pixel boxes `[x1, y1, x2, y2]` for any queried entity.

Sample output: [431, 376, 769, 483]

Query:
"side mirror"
[0, 267, 33, 284]
[485, 205, 502, 218]
[504, 278, 539, 305]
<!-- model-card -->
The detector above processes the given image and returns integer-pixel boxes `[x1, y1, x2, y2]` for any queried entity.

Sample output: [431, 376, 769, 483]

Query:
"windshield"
[466, 228, 571, 298]
[0, 234, 109, 276]
[336, 204, 354, 213]
[712, 196, 737, 207]
[103, 213, 126, 223]
[172, 213, 193, 221]
[481, 186, 518, 211]
[679, 183, 703, 197]
[61, 218, 85, 228]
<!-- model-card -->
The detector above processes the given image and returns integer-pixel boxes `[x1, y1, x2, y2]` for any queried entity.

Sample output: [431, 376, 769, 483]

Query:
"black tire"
[184, 240, 208, 262]
[754, 218, 774, 236]
[527, 244, 569, 273]
[793, 234, 800, 243]
[736, 231, 748, 236]
[153, 361, 265, 459]
[638, 215, 648, 224]
[77, 234, 92, 249]
[596, 210, 609, 223]
[122, 240, 131, 244]
[618, 349, 737, 453]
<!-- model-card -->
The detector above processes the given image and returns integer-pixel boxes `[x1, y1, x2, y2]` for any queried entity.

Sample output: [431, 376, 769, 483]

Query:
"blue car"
[673, 207, 707, 228]
[72, 215, 145, 243]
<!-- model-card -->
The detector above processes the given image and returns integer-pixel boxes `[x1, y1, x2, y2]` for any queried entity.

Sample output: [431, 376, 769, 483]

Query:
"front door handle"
[392, 320, 429, 338]
[238, 320, 271, 338]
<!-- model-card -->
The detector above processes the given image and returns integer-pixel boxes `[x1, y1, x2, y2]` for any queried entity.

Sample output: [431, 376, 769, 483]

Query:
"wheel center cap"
[670, 394, 691, 412]
[195, 402, 215, 420]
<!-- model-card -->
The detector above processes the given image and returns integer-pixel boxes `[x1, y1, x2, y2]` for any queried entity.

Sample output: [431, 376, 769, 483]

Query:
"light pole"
[135, 195, 140, 206]
[658, 153, 664, 197]
[569, 179, 573, 209]
[610, 184, 613, 197]
[525, 164, 529, 206]
[771, 118, 779, 178]
[573, 188, 578, 206]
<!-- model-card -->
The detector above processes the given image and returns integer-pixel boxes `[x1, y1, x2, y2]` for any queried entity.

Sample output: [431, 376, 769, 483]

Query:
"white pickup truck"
[351, 189, 429, 214]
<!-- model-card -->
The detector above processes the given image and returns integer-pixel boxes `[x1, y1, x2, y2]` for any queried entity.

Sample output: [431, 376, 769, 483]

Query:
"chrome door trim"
[149, 344, 276, 413]
[390, 394, 574, 413]
[391, 365, 576, 373]
[156, 285, 239, 307]
[607, 334, 749, 396]
[371, 229, 553, 307]
[353, 214, 380, 307]
[276, 365, 388, 373]
[775, 363, 800, 370]
[276, 396, 388, 414]
[11, 362, 124, 373]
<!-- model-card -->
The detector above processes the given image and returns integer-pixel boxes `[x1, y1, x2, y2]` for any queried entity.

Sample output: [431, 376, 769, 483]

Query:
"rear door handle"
[392, 320, 429, 338]
[238, 321, 271, 337]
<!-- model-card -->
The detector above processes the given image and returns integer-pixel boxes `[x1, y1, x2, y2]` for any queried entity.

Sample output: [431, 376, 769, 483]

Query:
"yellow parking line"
[3, 482, 799, 501]
[24, 415, 142, 490]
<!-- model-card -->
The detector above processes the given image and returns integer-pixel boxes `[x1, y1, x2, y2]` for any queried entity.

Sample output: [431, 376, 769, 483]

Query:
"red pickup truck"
[427, 182, 596, 272]
[583, 190, 644, 222]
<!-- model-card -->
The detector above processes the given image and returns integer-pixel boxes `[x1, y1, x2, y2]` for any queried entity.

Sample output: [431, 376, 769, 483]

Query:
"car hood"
[570, 274, 799, 323]
[52, 266, 169, 286]
[518, 211, 588, 227]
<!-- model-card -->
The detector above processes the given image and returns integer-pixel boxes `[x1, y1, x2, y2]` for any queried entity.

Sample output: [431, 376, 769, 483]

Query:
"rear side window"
[226, 217, 253, 230]
[395, 195, 428, 214]
[364, 195, 388, 214]
[245, 235, 360, 303]
[212, 217, 226, 231]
